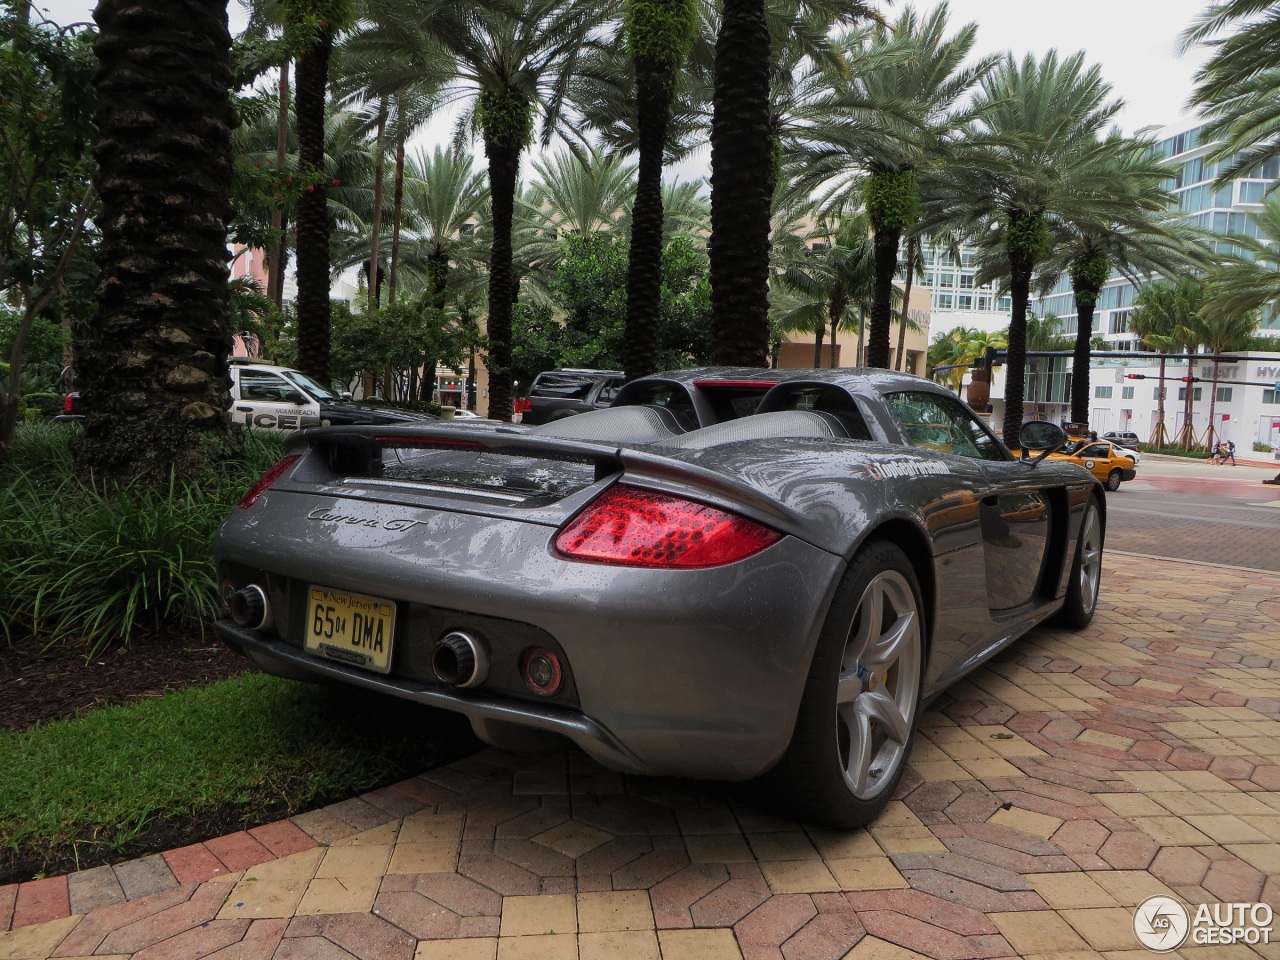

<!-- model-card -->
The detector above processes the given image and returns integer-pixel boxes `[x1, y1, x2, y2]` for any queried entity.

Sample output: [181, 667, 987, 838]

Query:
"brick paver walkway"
[3, 554, 1279, 960]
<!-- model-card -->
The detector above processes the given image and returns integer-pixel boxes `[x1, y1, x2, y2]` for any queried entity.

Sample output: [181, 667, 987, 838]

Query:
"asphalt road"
[1105, 454, 1280, 571]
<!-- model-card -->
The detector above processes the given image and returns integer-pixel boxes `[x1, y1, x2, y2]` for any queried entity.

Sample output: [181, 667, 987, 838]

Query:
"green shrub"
[0, 423, 284, 650]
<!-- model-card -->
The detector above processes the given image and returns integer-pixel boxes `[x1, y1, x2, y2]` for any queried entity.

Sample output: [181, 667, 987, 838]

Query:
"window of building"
[1264, 389, 1280, 404]
[997, 296, 1011, 311]
[977, 295, 992, 311]
[1154, 386, 1164, 400]
[923, 271, 935, 285]
[1122, 386, 1135, 399]
[958, 294, 973, 310]
[1110, 310, 1130, 334]
[1216, 386, 1233, 402]
[460, 223, 475, 237]
[1240, 181, 1268, 204]
[937, 294, 953, 309]
[1095, 386, 1113, 399]
[959, 274, 975, 289]
[1177, 387, 1203, 401]
[938, 271, 956, 287]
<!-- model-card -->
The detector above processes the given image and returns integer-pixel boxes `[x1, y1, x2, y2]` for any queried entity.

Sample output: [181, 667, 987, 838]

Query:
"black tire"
[759, 539, 925, 828]
[1052, 497, 1103, 629]
[1106, 469, 1122, 491]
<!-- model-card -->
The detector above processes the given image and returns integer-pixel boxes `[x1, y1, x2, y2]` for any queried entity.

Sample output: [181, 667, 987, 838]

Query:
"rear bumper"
[216, 499, 845, 781]
[216, 620, 651, 773]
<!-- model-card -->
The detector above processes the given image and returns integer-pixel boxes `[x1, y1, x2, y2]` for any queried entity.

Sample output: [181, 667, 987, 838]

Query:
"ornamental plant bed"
[0, 628, 478, 884]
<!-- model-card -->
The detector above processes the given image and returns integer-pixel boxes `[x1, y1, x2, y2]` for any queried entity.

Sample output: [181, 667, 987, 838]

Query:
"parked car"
[521, 369, 625, 425]
[57, 361, 434, 432]
[1049, 439, 1137, 490]
[215, 368, 1104, 827]
[1102, 431, 1142, 450]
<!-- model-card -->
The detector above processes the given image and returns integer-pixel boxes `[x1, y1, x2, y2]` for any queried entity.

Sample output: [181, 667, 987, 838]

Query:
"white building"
[977, 351, 1280, 454]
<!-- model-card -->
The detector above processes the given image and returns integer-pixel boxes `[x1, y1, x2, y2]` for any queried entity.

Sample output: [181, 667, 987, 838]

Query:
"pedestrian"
[1226, 439, 1237, 465]
[1210, 442, 1223, 464]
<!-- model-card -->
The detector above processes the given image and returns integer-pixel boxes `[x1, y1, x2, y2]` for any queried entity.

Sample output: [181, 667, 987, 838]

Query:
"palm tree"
[927, 325, 1006, 395]
[1036, 131, 1209, 425]
[526, 146, 635, 242]
[707, 0, 878, 368]
[375, 0, 599, 420]
[290, 3, 354, 384]
[1129, 278, 1205, 449]
[77, 0, 238, 486]
[1182, 307, 1259, 449]
[1182, 0, 1280, 182]
[621, 0, 696, 381]
[772, 214, 879, 368]
[923, 50, 1123, 446]
[812, 5, 998, 370]
[394, 146, 490, 309]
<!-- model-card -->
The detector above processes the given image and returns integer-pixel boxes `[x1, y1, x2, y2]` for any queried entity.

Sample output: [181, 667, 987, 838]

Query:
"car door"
[231, 368, 322, 431]
[1076, 442, 1120, 481]
[887, 391, 1052, 613]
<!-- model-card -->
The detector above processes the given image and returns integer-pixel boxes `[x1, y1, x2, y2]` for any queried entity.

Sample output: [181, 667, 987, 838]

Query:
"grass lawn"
[0, 672, 477, 881]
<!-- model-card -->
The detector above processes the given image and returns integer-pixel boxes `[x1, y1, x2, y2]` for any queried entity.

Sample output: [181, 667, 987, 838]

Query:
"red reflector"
[554, 486, 780, 568]
[238, 455, 300, 509]
[64, 394, 74, 412]
[374, 435, 483, 450]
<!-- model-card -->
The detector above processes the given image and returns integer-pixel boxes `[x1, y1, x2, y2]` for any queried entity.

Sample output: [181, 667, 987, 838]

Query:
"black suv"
[1102, 430, 1141, 450]
[522, 369, 625, 425]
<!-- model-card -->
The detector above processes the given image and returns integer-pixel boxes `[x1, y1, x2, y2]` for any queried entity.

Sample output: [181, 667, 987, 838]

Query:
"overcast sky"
[33, 0, 1215, 138]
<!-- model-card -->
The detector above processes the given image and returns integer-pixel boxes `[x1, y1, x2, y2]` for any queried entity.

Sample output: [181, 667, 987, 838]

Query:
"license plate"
[305, 586, 396, 674]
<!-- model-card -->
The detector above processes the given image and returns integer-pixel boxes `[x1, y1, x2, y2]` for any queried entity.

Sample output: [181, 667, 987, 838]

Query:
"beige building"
[777, 283, 932, 375]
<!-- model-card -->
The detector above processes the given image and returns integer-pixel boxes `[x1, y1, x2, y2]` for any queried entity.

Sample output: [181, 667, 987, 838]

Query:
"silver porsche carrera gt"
[213, 368, 1104, 827]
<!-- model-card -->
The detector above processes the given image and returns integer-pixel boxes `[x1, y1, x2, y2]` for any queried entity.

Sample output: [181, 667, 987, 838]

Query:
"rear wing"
[283, 424, 808, 534]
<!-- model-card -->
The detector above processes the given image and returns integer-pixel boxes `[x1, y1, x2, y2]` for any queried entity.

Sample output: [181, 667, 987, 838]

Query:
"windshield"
[283, 369, 339, 401]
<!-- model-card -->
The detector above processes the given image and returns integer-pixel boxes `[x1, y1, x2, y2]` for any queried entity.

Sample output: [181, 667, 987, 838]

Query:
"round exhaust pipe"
[432, 631, 489, 688]
[229, 585, 273, 631]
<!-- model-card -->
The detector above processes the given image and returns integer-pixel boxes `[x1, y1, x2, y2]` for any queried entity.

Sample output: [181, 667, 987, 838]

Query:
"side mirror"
[283, 390, 307, 405]
[1018, 420, 1068, 465]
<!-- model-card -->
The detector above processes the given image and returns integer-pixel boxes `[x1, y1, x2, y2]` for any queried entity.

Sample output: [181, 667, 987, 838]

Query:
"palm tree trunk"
[1152, 356, 1167, 447]
[485, 140, 520, 421]
[813, 320, 824, 368]
[1207, 360, 1219, 450]
[624, 55, 669, 382]
[866, 227, 900, 369]
[77, 0, 238, 487]
[293, 26, 334, 384]
[1071, 292, 1096, 425]
[389, 133, 405, 301]
[267, 59, 290, 309]
[895, 236, 916, 371]
[829, 310, 838, 368]
[1181, 353, 1196, 449]
[367, 107, 387, 315]
[709, 0, 771, 367]
[1001, 253, 1033, 447]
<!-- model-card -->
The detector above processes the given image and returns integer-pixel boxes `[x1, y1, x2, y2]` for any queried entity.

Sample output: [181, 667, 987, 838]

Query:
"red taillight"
[238, 455, 300, 509]
[554, 485, 780, 568]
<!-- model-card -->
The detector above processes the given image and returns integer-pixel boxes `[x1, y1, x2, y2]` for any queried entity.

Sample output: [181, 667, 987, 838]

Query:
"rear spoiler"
[286, 424, 808, 534]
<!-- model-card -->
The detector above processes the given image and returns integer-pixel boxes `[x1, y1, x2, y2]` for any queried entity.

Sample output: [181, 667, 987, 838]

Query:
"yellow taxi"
[1048, 438, 1137, 490]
